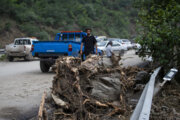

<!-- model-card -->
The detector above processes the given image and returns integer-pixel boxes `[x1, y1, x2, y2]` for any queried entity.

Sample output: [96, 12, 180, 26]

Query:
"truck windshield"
[69, 34, 74, 41]
[15, 39, 31, 45]
[61, 33, 84, 42]
[62, 34, 68, 41]
[75, 34, 81, 42]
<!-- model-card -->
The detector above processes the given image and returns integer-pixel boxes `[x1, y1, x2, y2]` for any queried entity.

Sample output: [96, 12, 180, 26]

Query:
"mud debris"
[38, 55, 180, 120]
[43, 55, 145, 120]
[150, 81, 180, 120]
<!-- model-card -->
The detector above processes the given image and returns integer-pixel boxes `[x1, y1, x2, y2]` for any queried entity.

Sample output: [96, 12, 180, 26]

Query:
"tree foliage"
[0, 0, 137, 40]
[135, 0, 180, 67]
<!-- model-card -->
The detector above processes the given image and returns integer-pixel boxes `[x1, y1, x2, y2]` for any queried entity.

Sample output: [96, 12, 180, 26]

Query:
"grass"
[0, 54, 7, 61]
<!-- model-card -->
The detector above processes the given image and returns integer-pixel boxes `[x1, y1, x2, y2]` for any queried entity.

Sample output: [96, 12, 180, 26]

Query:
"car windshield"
[108, 38, 116, 41]
[122, 39, 130, 42]
[15, 39, 31, 45]
[108, 38, 121, 42]
[114, 39, 122, 43]
[97, 42, 107, 47]
[112, 41, 120, 46]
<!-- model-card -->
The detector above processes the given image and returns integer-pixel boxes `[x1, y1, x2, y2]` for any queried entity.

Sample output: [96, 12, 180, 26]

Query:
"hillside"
[0, 0, 137, 48]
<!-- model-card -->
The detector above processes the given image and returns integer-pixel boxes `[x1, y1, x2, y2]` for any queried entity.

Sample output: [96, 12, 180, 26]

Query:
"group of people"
[80, 28, 113, 60]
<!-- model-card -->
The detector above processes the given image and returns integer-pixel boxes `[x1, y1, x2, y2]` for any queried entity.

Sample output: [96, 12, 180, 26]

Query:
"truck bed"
[32, 41, 81, 58]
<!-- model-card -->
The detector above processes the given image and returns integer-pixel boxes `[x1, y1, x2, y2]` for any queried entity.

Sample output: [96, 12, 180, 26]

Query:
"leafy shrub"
[1, 0, 137, 39]
[135, 0, 180, 67]
[35, 31, 50, 40]
[4, 22, 11, 31]
[19, 23, 40, 36]
[0, 54, 7, 61]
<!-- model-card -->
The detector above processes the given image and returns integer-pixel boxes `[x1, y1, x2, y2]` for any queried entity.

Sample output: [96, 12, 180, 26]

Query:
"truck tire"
[40, 61, 50, 72]
[8, 56, 14, 62]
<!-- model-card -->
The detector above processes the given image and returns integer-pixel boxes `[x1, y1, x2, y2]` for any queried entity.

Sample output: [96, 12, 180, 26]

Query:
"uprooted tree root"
[44, 55, 145, 120]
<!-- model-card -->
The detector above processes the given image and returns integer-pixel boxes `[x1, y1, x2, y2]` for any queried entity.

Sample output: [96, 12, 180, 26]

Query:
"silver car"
[121, 39, 132, 49]
[97, 41, 126, 53]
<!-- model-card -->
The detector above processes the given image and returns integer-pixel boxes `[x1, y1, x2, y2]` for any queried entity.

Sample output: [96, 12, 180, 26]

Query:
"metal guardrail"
[130, 67, 161, 120]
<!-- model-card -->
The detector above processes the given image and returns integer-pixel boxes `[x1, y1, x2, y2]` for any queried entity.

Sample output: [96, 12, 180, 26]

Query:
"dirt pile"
[150, 81, 180, 120]
[41, 55, 145, 120]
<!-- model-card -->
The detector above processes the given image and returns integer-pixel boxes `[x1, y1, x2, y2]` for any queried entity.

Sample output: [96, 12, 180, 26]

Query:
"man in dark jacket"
[80, 28, 97, 60]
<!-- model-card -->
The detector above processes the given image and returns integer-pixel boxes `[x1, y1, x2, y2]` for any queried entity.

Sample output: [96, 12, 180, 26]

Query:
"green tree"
[135, 0, 180, 68]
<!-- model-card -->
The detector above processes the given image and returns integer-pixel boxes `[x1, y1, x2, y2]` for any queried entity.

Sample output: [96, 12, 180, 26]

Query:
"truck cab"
[32, 31, 101, 72]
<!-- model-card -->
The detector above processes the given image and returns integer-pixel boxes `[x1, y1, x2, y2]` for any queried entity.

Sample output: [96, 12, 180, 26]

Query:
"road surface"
[0, 50, 145, 120]
[0, 60, 54, 120]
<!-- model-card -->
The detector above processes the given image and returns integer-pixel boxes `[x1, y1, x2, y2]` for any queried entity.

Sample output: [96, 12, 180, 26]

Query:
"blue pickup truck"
[32, 31, 101, 72]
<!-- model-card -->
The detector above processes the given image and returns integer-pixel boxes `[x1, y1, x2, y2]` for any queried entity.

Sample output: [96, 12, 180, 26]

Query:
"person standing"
[80, 28, 97, 60]
[106, 41, 113, 58]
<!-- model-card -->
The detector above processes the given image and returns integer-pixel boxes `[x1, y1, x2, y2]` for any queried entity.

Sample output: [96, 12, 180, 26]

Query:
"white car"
[121, 39, 132, 49]
[5, 37, 38, 61]
[96, 36, 107, 42]
[135, 43, 141, 49]
[108, 38, 128, 50]
[97, 41, 126, 53]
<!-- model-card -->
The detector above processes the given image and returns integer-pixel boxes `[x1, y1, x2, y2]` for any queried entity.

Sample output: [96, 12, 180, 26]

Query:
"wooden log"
[38, 92, 46, 120]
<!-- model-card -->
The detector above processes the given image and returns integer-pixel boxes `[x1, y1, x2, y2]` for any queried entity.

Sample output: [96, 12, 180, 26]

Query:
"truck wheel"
[40, 61, 50, 72]
[8, 56, 14, 62]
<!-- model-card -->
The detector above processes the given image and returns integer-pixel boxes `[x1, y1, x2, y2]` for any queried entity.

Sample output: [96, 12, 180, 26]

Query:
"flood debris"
[38, 92, 47, 120]
[150, 81, 180, 120]
[40, 55, 146, 120]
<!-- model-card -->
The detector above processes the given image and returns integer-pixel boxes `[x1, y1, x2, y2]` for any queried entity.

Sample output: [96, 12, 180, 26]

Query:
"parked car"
[108, 38, 128, 50]
[96, 36, 107, 42]
[5, 37, 38, 61]
[135, 45, 152, 55]
[135, 43, 141, 49]
[97, 41, 126, 53]
[121, 39, 132, 49]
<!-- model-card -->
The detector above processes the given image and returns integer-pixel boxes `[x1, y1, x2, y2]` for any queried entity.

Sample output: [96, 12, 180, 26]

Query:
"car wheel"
[8, 56, 14, 62]
[40, 60, 50, 72]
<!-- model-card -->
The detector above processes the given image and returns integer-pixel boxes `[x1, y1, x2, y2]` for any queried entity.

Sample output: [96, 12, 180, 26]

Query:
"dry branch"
[38, 92, 46, 120]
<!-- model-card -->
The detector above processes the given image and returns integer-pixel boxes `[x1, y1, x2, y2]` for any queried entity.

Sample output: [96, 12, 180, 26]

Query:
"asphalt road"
[0, 60, 54, 120]
[0, 50, 145, 120]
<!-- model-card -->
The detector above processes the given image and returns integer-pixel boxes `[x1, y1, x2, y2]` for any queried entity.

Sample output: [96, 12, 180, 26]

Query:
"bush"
[0, 0, 138, 39]
[35, 31, 50, 40]
[45, 17, 55, 26]
[135, 0, 180, 67]
[0, 54, 7, 61]
[4, 22, 11, 31]
[19, 23, 40, 36]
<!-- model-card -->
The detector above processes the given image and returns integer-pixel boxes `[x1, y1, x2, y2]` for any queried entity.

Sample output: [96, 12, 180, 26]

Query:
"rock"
[101, 57, 113, 67]
[135, 71, 149, 84]
[91, 76, 121, 101]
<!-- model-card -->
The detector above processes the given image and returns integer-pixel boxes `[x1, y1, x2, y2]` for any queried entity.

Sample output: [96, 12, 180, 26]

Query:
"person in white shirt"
[106, 41, 113, 58]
